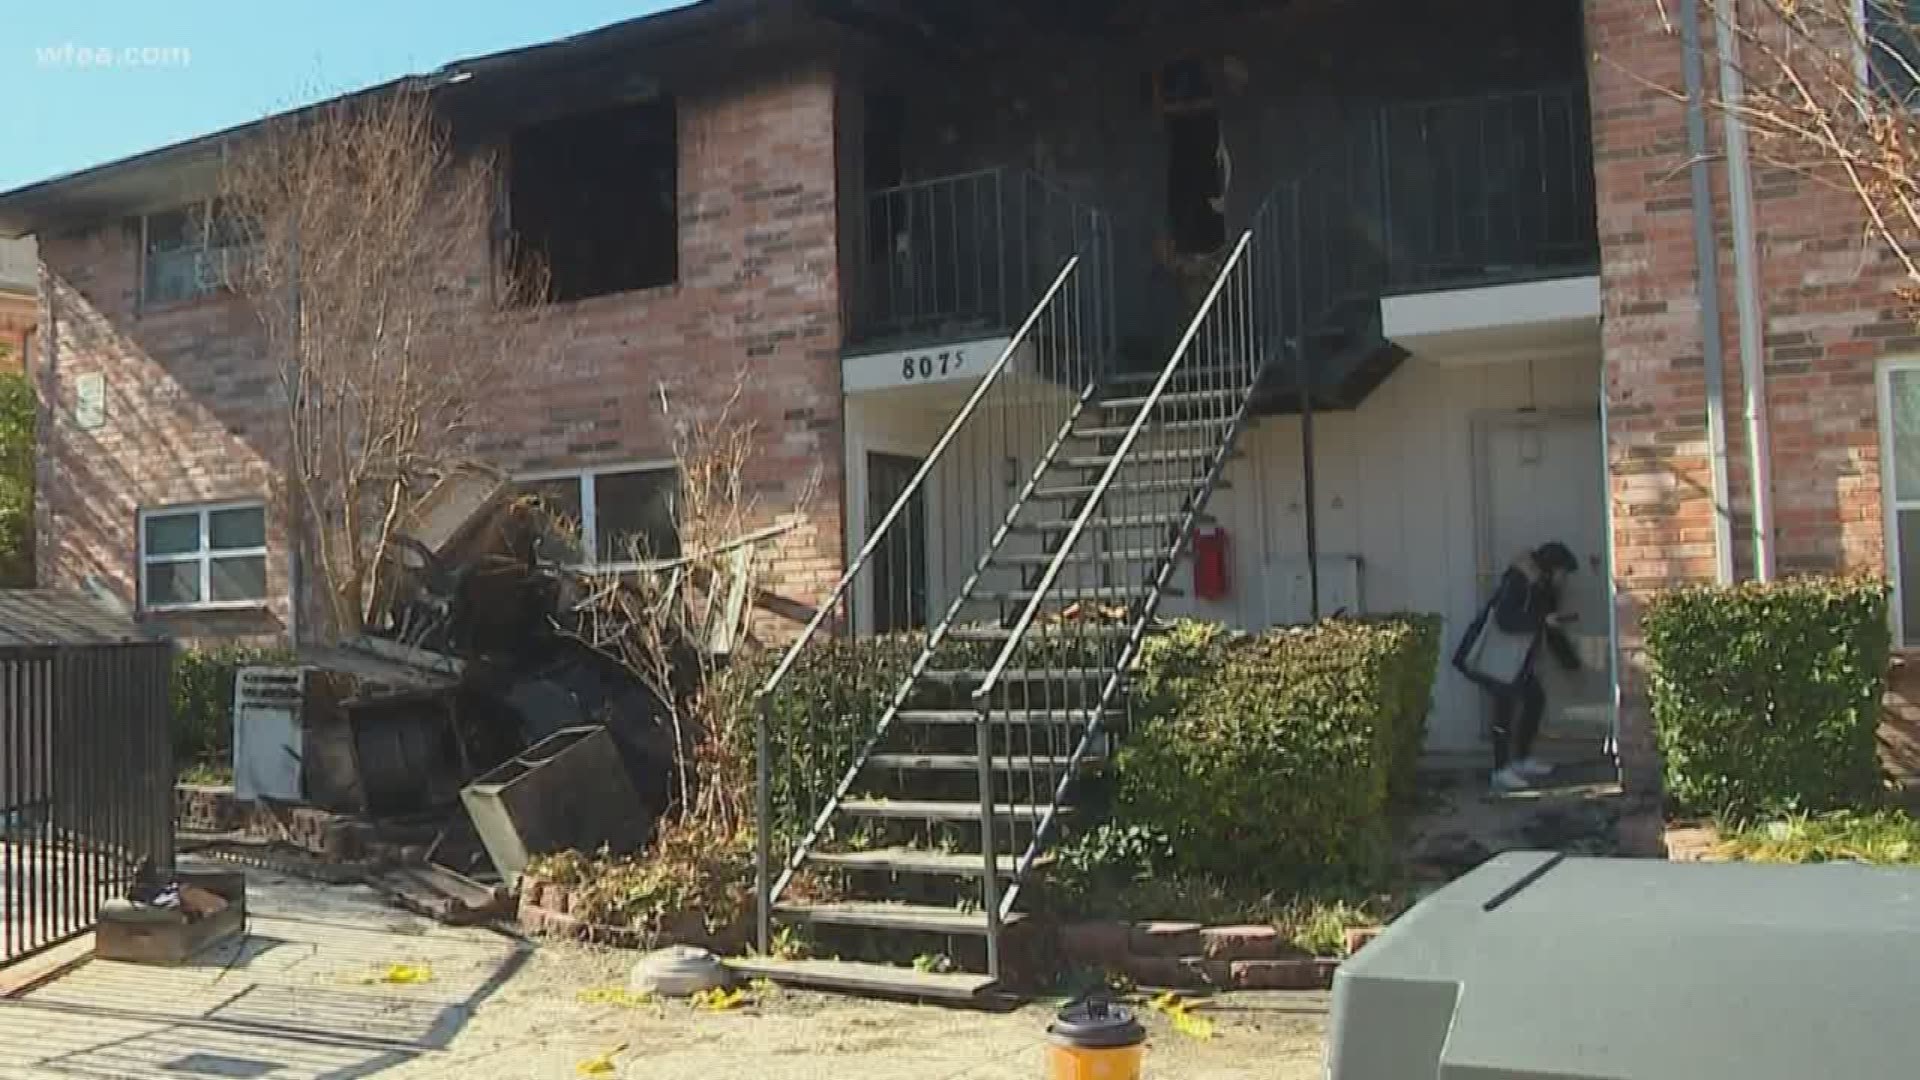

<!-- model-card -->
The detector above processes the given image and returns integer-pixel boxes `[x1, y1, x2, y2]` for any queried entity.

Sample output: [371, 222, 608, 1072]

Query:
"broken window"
[1158, 60, 1227, 256]
[520, 464, 681, 568]
[141, 201, 247, 306]
[508, 98, 679, 303]
[140, 502, 268, 609]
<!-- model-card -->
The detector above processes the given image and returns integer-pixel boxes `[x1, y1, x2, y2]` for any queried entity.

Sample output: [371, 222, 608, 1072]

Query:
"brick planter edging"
[1057, 920, 1383, 991]
[517, 875, 748, 953]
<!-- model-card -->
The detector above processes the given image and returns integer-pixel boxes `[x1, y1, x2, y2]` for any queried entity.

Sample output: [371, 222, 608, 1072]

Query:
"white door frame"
[1468, 406, 1620, 753]
[844, 404, 946, 636]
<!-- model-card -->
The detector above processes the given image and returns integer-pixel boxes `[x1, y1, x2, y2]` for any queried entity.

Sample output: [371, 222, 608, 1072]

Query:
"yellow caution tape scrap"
[691, 986, 749, 1011]
[575, 1043, 628, 1076]
[361, 963, 433, 986]
[1148, 991, 1215, 1041]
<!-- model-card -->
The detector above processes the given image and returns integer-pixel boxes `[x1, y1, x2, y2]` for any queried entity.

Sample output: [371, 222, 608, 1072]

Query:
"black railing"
[1380, 84, 1597, 291]
[848, 168, 1113, 352]
[2, 643, 174, 965]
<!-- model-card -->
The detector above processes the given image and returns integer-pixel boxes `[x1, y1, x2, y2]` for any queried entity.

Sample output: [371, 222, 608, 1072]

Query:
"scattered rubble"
[203, 464, 792, 923]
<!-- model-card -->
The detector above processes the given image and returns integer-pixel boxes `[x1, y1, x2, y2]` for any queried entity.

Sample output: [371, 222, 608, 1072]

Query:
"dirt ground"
[0, 863, 1328, 1079]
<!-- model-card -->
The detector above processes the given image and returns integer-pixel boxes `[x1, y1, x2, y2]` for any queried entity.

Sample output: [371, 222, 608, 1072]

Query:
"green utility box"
[1330, 851, 1920, 1079]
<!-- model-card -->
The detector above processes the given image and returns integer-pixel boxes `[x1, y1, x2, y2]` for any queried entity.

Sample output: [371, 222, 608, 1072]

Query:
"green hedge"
[1116, 615, 1441, 888]
[742, 627, 1118, 846]
[1646, 577, 1890, 818]
[744, 614, 1440, 889]
[172, 645, 297, 773]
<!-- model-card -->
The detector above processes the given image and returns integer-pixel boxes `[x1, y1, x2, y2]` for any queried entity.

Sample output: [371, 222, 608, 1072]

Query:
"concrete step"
[770, 900, 1025, 935]
[725, 957, 997, 1001]
[839, 798, 1072, 822]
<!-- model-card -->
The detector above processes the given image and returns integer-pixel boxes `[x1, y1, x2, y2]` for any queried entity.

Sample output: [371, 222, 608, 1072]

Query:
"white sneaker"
[1513, 757, 1555, 780]
[1490, 766, 1532, 793]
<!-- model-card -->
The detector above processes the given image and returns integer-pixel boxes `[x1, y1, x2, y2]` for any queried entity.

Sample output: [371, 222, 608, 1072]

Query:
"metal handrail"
[753, 256, 1082, 701]
[969, 231, 1256, 703]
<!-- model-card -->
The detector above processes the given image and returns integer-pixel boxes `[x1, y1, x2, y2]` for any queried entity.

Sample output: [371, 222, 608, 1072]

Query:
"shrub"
[1116, 616, 1440, 888]
[171, 645, 297, 774]
[1645, 577, 1890, 818]
[0, 370, 32, 587]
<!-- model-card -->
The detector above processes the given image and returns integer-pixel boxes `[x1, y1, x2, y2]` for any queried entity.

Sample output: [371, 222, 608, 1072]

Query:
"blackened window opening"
[509, 97, 678, 302]
[1161, 61, 1226, 256]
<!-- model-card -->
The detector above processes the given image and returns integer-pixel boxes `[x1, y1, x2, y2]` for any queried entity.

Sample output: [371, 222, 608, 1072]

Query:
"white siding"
[1160, 351, 1603, 750]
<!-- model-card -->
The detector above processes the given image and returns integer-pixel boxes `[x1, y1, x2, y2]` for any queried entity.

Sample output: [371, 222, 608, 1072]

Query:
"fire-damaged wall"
[34, 62, 848, 642]
[849, 0, 1584, 362]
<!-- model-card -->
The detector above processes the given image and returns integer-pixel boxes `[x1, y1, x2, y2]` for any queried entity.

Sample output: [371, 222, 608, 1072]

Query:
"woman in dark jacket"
[1456, 541, 1581, 792]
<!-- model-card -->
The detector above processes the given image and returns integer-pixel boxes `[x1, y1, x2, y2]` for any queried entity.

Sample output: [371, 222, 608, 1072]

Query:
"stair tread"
[966, 587, 1172, 603]
[1072, 418, 1229, 439]
[1060, 448, 1226, 469]
[1098, 387, 1243, 410]
[896, 708, 1119, 724]
[1033, 478, 1219, 500]
[1015, 512, 1211, 532]
[805, 847, 1037, 875]
[1105, 367, 1246, 386]
[919, 667, 1112, 683]
[725, 957, 997, 1001]
[946, 623, 1134, 639]
[989, 549, 1177, 568]
[772, 900, 1025, 934]
[840, 798, 1075, 820]
[867, 752, 1095, 772]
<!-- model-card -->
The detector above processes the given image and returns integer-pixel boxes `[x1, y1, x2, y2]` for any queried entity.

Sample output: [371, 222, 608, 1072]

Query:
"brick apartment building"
[0, 0, 1914, 805]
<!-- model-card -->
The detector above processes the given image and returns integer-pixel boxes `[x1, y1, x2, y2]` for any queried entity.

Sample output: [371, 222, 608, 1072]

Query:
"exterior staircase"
[739, 196, 1304, 1001]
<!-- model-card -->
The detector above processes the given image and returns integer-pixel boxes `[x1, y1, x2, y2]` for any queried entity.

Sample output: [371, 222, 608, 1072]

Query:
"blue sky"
[0, 1, 693, 192]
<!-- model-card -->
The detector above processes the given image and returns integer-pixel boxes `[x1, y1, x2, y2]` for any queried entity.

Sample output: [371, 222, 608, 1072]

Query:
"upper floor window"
[508, 97, 679, 303]
[141, 201, 247, 307]
[519, 463, 681, 569]
[140, 501, 268, 610]
[1867, 0, 1920, 102]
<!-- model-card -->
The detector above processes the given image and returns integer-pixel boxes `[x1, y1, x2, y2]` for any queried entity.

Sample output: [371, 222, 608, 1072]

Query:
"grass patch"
[1717, 810, 1920, 865]
[177, 761, 235, 787]
[1047, 871, 1400, 956]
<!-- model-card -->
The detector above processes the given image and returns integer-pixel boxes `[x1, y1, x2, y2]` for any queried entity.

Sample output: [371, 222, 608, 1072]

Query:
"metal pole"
[976, 699, 1002, 980]
[754, 696, 772, 956]
[1291, 189, 1322, 620]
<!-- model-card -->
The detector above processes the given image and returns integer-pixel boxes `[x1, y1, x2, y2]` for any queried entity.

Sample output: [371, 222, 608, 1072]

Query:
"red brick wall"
[1586, 1, 1910, 798]
[33, 64, 847, 645]
[0, 291, 30, 373]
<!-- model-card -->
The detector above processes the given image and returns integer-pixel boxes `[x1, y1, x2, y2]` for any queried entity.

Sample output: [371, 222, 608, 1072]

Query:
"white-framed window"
[518, 463, 681, 569]
[1880, 360, 1920, 646]
[139, 502, 269, 611]
[140, 201, 248, 307]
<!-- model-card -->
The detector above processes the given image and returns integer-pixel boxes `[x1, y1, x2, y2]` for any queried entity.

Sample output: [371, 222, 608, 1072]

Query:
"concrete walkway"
[0, 864, 1328, 1079]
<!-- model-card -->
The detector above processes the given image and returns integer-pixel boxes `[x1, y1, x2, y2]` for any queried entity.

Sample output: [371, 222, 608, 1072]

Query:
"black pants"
[1491, 670, 1545, 770]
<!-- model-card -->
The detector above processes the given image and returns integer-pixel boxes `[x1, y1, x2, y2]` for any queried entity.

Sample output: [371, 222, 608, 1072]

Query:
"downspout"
[1715, 1, 1779, 579]
[1681, 0, 1738, 585]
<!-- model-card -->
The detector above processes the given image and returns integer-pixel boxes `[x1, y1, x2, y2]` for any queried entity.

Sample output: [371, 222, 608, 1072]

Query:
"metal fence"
[2, 642, 174, 965]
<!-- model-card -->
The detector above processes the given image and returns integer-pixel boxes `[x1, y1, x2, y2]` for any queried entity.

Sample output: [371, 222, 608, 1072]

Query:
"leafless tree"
[564, 374, 816, 836]
[220, 85, 554, 638]
[1652, 0, 1920, 299]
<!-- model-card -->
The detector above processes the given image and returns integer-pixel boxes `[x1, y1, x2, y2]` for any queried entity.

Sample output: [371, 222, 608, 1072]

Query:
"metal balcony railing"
[847, 168, 1113, 353]
[1380, 83, 1598, 292]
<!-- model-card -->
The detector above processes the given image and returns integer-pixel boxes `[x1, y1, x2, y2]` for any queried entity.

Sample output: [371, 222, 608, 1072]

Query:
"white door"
[1476, 412, 1614, 750]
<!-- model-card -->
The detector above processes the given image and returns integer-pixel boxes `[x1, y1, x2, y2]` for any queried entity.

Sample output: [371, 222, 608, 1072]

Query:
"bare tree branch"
[219, 85, 557, 638]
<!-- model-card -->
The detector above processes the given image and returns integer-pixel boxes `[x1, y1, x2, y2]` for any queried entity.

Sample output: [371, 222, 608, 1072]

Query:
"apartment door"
[1475, 411, 1614, 749]
[866, 452, 929, 633]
